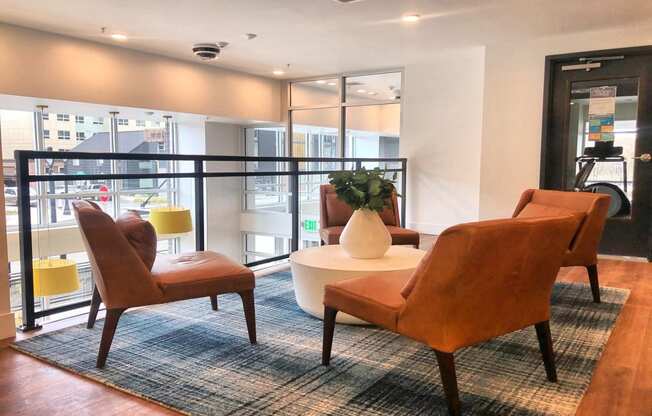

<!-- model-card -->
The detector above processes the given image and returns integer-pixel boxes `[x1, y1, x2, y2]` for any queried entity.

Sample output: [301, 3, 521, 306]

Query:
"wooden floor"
[1, 258, 651, 415]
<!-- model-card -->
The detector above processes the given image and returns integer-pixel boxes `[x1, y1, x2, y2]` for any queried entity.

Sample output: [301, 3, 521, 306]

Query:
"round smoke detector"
[192, 42, 228, 60]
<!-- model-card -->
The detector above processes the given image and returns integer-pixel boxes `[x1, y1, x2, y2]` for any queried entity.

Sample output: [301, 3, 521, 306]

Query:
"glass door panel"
[568, 78, 639, 217]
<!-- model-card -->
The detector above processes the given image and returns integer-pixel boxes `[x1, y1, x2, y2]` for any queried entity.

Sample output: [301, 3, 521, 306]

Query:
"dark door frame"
[540, 45, 652, 258]
[540, 45, 652, 187]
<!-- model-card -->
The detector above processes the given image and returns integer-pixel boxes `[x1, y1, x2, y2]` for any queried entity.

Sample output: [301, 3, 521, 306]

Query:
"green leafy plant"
[328, 167, 398, 212]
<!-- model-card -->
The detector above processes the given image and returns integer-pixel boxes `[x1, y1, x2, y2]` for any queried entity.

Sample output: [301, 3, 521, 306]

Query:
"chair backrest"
[72, 200, 162, 309]
[512, 189, 610, 265]
[397, 216, 578, 352]
[319, 184, 400, 228]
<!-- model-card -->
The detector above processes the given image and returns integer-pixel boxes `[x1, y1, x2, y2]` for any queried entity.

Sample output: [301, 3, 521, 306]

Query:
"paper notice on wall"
[588, 86, 616, 142]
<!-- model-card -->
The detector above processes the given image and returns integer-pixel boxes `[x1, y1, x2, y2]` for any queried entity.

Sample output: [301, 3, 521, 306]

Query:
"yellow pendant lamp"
[149, 207, 193, 236]
[33, 258, 80, 297]
[32, 151, 80, 298]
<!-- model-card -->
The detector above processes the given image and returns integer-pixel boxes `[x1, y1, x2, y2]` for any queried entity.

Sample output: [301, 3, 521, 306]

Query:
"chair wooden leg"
[322, 306, 338, 366]
[96, 308, 125, 368]
[238, 290, 256, 344]
[87, 285, 102, 329]
[535, 320, 558, 382]
[210, 295, 218, 311]
[586, 264, 601, 303]
[434, 350, 461, 416]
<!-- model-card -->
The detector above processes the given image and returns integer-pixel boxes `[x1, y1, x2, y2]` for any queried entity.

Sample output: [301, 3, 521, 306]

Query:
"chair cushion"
[324, 271, 411, 330]
[378, 206, 396, 226]
[386, 226, 420, 246]
[517, 203, 581, 220]
[320, 226, 419, 246]
[152, 251, 254, 301]
[320, 226, 345, 245]
[115, 211, 157, 270]
[325, 193, 354, 226]
[516, 203, 587, 250]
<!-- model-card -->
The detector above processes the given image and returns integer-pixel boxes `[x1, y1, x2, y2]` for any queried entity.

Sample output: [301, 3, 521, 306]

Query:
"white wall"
[176, 121, 244, 261]
[204, 122, 243, 261]
[0, 23, 282, 123]
[401, 47, 486, 234]
[479, 24, 652, 220]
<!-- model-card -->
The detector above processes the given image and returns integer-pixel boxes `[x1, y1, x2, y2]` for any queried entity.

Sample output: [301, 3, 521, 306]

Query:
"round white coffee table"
[289, 245, 426, 325]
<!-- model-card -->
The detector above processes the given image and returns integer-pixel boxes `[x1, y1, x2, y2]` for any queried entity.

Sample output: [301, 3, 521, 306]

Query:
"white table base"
[289, 245, 425, 325]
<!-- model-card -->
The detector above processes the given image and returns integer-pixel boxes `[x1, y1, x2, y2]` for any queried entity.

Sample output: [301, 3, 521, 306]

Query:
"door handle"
[633, 153, 652, 162]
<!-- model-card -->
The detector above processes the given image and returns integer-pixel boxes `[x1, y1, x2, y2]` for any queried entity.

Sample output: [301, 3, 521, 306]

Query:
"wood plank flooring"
[1, 258, 651, 416]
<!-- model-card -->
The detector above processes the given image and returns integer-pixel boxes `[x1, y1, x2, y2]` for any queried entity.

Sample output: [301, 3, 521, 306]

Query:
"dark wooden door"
[542, 47, 652, 258]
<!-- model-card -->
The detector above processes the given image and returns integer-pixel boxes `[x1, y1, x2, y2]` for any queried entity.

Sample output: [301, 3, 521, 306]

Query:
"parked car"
[4, 187, 37, 207]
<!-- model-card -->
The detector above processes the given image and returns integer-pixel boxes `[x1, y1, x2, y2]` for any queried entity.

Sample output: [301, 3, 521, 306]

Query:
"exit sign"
[303, 219, 318, 232]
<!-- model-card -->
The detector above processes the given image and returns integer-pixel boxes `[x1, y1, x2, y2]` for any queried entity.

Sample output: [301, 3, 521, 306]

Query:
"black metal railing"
[14, 150, 408, 331]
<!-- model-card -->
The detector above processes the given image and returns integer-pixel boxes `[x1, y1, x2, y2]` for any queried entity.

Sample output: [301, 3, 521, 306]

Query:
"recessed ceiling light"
[110, 33, 128, 41]
[367, 91, 377, 95]
[273, 69, 285, 76]
[356, 89, 366, 93]
[402, 14, 420, 23]
[316, 80, 327, 84]
[327, 82, 336, 86]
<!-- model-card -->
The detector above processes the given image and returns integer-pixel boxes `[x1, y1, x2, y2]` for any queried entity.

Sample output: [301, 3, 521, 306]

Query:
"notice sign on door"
[588, 86, 617, 142]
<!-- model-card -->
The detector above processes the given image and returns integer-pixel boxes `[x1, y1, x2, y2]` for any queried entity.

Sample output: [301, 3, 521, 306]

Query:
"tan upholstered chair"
[73, 200, 256, 368]
[322, 216, 579, 416]
[319, 184, 420, 247]
[513, 189, 610, 302]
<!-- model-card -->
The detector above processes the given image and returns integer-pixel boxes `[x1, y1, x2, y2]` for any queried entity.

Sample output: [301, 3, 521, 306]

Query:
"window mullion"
[34, 106, 47, 227]
[109, 112, 120, 216]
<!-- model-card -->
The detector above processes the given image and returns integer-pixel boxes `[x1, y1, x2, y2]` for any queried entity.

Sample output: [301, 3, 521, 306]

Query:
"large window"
[115, 119, 173, 214]
[1, 109, 180, 324]
[242, 126, 290, 263]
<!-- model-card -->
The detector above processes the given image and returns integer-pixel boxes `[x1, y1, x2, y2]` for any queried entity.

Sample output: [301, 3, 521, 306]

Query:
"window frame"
[287, 68, 403, 157]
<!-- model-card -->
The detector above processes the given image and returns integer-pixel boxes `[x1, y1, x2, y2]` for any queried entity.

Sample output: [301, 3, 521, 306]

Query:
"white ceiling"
[0, 0, 650, 79]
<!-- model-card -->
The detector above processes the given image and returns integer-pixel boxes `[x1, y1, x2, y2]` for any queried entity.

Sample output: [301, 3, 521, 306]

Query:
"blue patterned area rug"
[13, 271, 628, 416]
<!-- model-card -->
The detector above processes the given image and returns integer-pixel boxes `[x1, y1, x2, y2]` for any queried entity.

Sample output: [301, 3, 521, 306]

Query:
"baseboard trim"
[0, 312, 16, 340]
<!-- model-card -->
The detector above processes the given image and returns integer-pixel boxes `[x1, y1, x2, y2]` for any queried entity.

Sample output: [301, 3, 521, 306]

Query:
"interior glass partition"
[291, 109, 339, 246]
[345, 103, 401, 167]
[243, 127, 292, 263]
[290, 78, 340, 107]
[344, 72, 402, 103]
[287, 71, 403, 246]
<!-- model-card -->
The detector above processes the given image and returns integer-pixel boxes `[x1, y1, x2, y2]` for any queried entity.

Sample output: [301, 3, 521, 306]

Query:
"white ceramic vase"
[340, 208, 391, 259]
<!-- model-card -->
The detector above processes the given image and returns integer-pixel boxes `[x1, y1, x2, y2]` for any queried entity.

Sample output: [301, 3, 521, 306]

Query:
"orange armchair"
[513, 189, 610, 302]
[319, 184, 419, 247]
[73, 200, 256, 368]
[322, 216, 579, 416]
